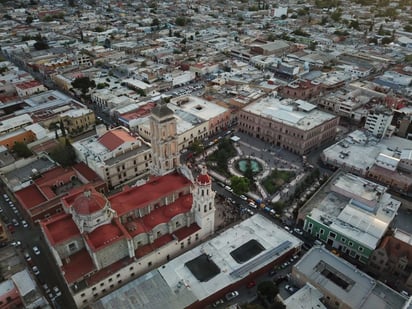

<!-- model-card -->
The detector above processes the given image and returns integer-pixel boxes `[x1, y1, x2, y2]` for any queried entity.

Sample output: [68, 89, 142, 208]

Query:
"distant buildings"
[238, 96, 339, 155]
[321, 130, 412, 195]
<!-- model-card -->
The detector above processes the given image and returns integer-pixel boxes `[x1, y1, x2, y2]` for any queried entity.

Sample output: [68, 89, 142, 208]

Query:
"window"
[108, 278, 112, 282]
[358, 247, 364, 252]
[81, 293, 85, 297]
[308, 223, 313, 228]
[92, 287, 96, 291]
[148, 262, 152, 267]
[348, 241, 353, 247]
[100, 283, 104, 287]
[329, 231, 336, 239]
[320, 229, 324, 235]
[68, 242, 77, 252]
[341, 237, 346, 243]
[116, 274, 120, 278]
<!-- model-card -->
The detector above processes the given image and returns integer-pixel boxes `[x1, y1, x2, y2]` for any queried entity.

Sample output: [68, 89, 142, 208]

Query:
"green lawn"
[262, 170, 295, 195]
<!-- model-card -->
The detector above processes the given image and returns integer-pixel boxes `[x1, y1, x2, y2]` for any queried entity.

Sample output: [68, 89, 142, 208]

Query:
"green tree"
[34, 37, 49, 50]
[12, 142, 32, 158]
[151, 18, 160, 26]
[26, 16, 33, 24]
[175, 16, 189, 26]
[258, 281, 279, 299]
[230, 176, 250, 195]
[71, 76, 96, 94]
[188, 139, 204, 155]
[330, 9, 342, 22]
[49, 139, 76, 167]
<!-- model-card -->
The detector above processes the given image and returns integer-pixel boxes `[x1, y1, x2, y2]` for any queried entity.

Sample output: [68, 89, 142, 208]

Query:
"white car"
[239, 195, 247, 201]
[11, 241, 21, 247]
[53, 286, 62, 297]
[21, 220, 29, 228]
[33, 246, 40, 255]
[248, 202, 257, 209]
[32, 266, 40, 276]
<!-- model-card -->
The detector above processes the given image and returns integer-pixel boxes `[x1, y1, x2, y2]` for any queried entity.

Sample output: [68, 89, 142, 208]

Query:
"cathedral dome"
[72, 190, 107, 215]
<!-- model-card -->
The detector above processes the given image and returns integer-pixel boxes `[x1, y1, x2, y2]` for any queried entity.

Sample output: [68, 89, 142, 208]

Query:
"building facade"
[238, 97, 339, 155]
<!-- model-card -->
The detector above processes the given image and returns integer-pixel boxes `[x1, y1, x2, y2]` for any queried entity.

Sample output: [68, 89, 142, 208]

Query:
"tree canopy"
[230, 176, 250, 195]
[71, 76, 96, 94]
[49, 139, 76, 167]
[12, 142, 32, 158]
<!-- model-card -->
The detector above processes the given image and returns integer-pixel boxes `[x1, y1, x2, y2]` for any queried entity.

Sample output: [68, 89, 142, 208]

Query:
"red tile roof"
[72, 191, 107, 215]
[41, 213, 80, 246]
[61, 249, 95, 284]
[109, 172, 192, 216]
[15, 80, 42, 90]
[173, 223, 201, 241]
[14, 185, 47, 209]
[73, 162, 102, 182]
[143, 194, 192, 229]
[85, 219, 127, 252]
[98, 127, 137, 151]
[119, 102, 155, 120]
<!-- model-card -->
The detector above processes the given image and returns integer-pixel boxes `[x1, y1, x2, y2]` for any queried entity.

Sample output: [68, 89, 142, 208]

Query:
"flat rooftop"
[322, 130, 412, 174]
[170, 96, 228, 121]
[302, 172, 400, 249]
[92, 214, 302, 309]
[294, 246, 409, 309]
[244, 96, 336, 131]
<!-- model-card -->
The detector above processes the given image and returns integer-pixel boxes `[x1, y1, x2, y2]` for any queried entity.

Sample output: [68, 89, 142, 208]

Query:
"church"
[39, 102, 216, 308]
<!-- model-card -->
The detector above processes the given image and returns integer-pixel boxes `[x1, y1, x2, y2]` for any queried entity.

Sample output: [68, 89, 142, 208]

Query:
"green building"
[299, 172, 400, 264]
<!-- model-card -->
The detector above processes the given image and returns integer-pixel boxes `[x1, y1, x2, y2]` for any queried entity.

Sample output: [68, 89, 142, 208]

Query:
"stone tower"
[192, 165, 216, 237]
[149, 101, 180, 176]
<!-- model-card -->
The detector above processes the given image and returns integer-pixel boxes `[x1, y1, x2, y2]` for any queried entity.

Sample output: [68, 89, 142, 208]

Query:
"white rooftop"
[322, 130, 412, 174]
[0, 114, 33, 134]
[308, 172, 400, 249]
[244, 96, 335, 131]
[170, 96, 228, 121]
[284, 283, 327, 309]
[11, 269, 36, 297]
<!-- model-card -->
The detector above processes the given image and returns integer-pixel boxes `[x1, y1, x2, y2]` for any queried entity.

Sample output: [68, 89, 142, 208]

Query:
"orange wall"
[0, 131, 36, 150]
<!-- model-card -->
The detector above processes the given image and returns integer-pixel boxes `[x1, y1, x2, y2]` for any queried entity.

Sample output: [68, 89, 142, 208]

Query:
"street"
[0, 189, 77, 309]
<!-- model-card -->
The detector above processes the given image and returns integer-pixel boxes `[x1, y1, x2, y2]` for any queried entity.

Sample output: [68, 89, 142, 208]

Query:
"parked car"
[211, 299, 224, 308]
[24, 252, 32, 263]
[53, 286, 62, 297]
[33, 246, 40, 255]
[248, 202, 257, 209]
[11, 241, 21, 247]
[32, 266, 40, 276]
[239, 195, 247, 201]
[21, 220, 29, 228]
[225, 291, 239, 301]
[293, 228, 303, 235]
[43, 283, 51, 294]
[12, 219, 19, 227]
[284, 285, 298, 294]
[284, 226, 291, 232]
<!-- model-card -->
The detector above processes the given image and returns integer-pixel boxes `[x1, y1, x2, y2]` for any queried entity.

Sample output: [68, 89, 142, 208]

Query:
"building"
[72, 126, 152, 189]
[292, 246, 411, 309]
[298, 171, 401, 263]
[238, 96, 339, 155]
[368, 229, 412, 294]
[14, 163, 106, 223]
[164, 70, 195, 87]
[91, 214, 303, 309]
[40, 103, 216, 308]
[250, 40, 291, 56]
[364, 106, 394, 138]
[279, 79, 322, 100]
[59, 107, 96, 137]
[14, 80, 47, 97]
[283, 283, 327, 309]
[0, 269, 49, 309]
[321, 130, 412, 195]
[170, 96, 231, 136]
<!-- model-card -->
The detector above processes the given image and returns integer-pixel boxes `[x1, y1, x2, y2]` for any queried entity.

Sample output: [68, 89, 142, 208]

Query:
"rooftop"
[243, 96, 336, 131]
[294, 246, 409, 309]
[303, 172, 400, 249]
[41, 213, 80, 246]
[109, 172, 192, 216]
[170, 96, 228, 121]
[92, 214, 302, 309]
